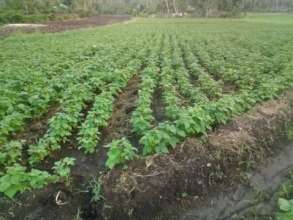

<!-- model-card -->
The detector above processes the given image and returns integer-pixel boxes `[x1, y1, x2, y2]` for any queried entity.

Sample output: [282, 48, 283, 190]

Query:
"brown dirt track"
[0, 15, 130, 38]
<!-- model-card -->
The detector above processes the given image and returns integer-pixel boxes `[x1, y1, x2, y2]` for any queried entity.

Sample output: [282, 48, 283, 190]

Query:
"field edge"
[100, 89, 293, 219]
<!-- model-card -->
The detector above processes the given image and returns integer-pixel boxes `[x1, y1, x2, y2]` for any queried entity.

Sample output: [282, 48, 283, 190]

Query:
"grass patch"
[287, 125, 293, 141]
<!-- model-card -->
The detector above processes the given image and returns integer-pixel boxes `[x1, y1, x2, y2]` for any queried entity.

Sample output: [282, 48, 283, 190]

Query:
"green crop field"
[0, 15, 293, 219]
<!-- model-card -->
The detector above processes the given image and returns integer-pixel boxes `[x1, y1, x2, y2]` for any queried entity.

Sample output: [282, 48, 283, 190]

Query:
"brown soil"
[222, 81, 238, 94]
[160, 141, 293, 220]
[3, 181, 93, 220]
[12, 104, 59, 146]
[151, 87, 166, 123]
[0, 15, 130, 38]
[44, 15, 130, 32]
[151, 36, 166, 124]
[101, 74, 140, 145]
[100, 90, 293, 220]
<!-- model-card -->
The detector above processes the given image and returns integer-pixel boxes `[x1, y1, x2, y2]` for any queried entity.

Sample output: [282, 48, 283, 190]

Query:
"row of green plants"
[104, 31, 293, 163]
[139, 63, 293, 155]
[173, 36, 209, 104]
[0, 36, 132, 145]
[104, 37, 164, 168]
[1, 36, 140, 167]
[0, 26, 149, 138]
[0, 157, 75, 198]
[77, 34, 157, 154]
[183, 39, 225, 99]
[186, 34, 290, 91]
[78, 52, 148, 153]
[28, 82, 96, 164]
[28, 36, 152, 163]
[171, 35, 195, 101]
[130, 35, 161, 136]
[2, 20, 293, 198]
[104, 32, 293, 159]
[159, 35, 183, 120]
[0, 26, 160, 198]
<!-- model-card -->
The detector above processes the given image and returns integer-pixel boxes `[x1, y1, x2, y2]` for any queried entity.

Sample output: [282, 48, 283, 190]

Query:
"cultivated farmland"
[0, 16, 293, 219]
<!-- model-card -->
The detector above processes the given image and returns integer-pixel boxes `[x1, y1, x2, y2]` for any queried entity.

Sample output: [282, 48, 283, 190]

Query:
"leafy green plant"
[277, 198, 293, 220]
[288, 125, 293, 141]
[78, 42, 152, 154]
[141, 105, 213, 155]
[0, 164, 57, 198]
[89, 177, 104, 202]
[52, 157, 76, 185]
[131, 65, 158, 136]
[0, 141, 23, 166]
[140, 66, 292, 156]
[172, 37, 208, 104]
[105, 138, 138, 169]
[198, 73, 223, 100]
[78, 91, 114, 153]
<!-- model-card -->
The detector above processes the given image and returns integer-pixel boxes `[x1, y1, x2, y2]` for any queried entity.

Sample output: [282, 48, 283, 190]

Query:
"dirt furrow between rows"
[2, 72, 142, 220]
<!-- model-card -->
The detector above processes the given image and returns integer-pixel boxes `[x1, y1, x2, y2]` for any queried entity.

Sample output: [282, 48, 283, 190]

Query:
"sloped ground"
[100, 90, 293, 219]
[165, 142, 293, 220]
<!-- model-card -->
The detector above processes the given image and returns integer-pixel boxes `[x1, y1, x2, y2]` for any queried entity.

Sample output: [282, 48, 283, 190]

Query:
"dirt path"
[100, 75, 140, 146]
[0, 15, 130, 38]
[152, 87, 166, 123]
[170, 141, 293, 220]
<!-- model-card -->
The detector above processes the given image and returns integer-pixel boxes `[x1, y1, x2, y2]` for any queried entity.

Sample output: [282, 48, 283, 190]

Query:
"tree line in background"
[0, 0, 293, 23]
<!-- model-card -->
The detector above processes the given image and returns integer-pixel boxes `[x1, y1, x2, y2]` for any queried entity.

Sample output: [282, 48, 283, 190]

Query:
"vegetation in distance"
[1, 0, 293, 24]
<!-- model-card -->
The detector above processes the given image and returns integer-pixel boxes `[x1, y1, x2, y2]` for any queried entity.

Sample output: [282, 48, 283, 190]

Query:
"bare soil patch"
[152, 87, 166, 123]
[0, 15, 130, 38]
[163, 141, 293, 220]
[12, 104, 60, 146]
[101, 74, 140, 145]
[44, 15, 130, 33]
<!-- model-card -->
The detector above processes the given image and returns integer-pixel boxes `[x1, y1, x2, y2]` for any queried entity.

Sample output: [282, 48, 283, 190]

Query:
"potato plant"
[1, 18, 293, 199]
